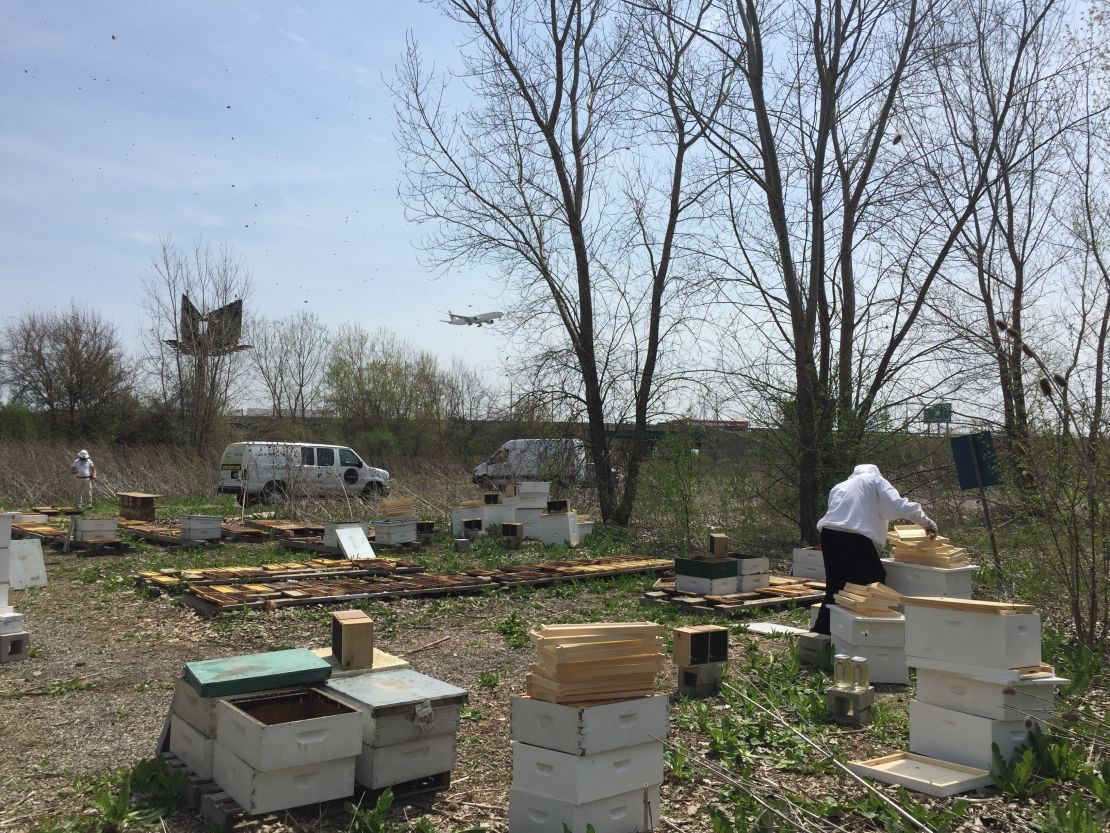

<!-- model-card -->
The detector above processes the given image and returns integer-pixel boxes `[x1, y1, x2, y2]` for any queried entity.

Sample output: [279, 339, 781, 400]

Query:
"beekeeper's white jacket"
[816, 464, 935, 550]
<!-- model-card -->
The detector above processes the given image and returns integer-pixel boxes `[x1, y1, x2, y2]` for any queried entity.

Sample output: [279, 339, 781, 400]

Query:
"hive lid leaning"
[183, 648, 331, 698]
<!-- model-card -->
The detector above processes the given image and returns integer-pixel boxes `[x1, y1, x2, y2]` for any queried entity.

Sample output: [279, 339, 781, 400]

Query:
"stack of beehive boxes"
[539, 499, 580, 547]
[72, 518, 118, 544]
[883, 526, 977, 599]
[509, 623, 666, 833]
[180, 515, 221, 543]
[674, 533, 769, 596]
[374, 497, 419, 545]
[905, 597, 1060, 770]
[0, 513, 29, 665]
[828, 583, 907, 684]
[792, 546, 825, 581]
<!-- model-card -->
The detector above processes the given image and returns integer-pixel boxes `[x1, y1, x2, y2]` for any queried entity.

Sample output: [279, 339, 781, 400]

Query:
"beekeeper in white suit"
[70, 449, 97, 510]
[811, 463, 937, 635]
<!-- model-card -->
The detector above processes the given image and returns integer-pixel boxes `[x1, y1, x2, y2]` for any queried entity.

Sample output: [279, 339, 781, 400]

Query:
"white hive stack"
[0, 514, 29, 665]
[510, 623, 666, 833]
[324, 668, 468, 792]
[905, 597, 1060, 770]
[72, 518, 118, 544]
[539, 500, 580, 547]
[883, 526, 977, 599]
[828, 583, 906, 684]
[180, 515, 221, 542]
[792, 547, 825, 581]
[374, 497, 419, 545]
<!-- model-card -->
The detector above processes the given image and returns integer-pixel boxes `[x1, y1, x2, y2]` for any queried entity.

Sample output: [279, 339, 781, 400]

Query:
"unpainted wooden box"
[909, 700, 1041, 770]
[331, 610, 374, 670]
[511, 740, 664, 805]
[170, 714, 214, 779]
[904, 603, 1041, 669]
[672, 625, 728, 667]
[216, 687, 363, 771]
[508, 784, 660, 833]
[212, 743, 356, 815]
[510, 695, 668, 756]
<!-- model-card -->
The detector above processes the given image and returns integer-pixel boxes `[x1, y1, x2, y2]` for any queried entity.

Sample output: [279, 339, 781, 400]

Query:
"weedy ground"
[0, 479, 1106, 833]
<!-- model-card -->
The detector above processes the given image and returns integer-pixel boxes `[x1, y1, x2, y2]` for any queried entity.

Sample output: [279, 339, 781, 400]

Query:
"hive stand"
[676, 662, 726, 699]
[502, 522, 524, 550]
[799, 633, 832, 668]
[826, 685, 875, 727]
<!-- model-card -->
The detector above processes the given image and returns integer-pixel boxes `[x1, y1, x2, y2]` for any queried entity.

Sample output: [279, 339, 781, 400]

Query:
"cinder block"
[826, 686, 875, 727]
[511, 740, 664, 805]
[211, 743, 356, 815]
[170, 714, 214, 779]
[173, 677, 218, 736]
[454, 538, 471, 552]
[672, 625, 728, 667]
[904, 603, 1041, 670]
[677, 662, 726, 698]
[510, 695, 668, 756]
[799, 632, 831, 668]
[881, 560, 977, 599]
[0, 630, 29, 663]
[509, 785, 661, 833]
[909, 700, 1042, 770]
[354, 734, 456, 790]
[914, 668, 1061, 722]
[216, 688, 363, 771]
[831, 638, 907, 684]
[331, 610, 374, 670]
[675, 574, 739, 595]
[829, 605, 906, 648]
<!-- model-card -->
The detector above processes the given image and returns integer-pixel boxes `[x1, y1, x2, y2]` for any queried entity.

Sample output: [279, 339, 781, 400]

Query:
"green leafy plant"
[348, 788, 398, 833]
[477, 669, 502, 688]
[47, 678, 93, 696]
[459, 705, 484, 722]
[1082, 760, 1110, 810]
[664, 747, 693, 781]
[495, 612, 529, 649]
[859, 789, 968, 833]
[1038, 791, 1107, 833]
[991, 744, 1047, 798]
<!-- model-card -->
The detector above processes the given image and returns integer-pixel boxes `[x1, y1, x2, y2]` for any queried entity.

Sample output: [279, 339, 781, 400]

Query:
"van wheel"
[261, 481, 287, 505]
[361, 482, 385, 500]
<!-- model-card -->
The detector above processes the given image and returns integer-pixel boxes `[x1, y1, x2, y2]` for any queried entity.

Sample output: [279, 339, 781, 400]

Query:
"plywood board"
[336, 526, 375, 560]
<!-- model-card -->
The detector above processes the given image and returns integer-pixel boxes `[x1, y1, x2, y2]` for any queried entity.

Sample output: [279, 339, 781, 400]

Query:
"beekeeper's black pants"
[812, 528, 886, 635]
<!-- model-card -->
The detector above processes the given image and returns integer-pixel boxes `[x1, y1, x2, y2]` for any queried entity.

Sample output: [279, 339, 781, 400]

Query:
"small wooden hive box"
[546, 499, 570, 514]
[483, 492, 502, 505]
[672, 624, 728, 667]
[331, 609, 374, 670]
[118, 492, 160, 521]
[708, 532, 729, 559]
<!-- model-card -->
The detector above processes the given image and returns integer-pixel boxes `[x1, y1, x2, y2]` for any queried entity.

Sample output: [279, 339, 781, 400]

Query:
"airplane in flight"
[443, 310, 505, 327]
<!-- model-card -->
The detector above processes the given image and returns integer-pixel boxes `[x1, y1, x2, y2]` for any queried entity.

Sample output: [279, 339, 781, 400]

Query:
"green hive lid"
[183, 648, 332, 698]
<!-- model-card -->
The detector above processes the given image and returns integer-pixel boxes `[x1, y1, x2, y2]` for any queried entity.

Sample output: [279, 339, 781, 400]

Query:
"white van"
[472, 439, 591, 488]
[219, 441, 390, 505]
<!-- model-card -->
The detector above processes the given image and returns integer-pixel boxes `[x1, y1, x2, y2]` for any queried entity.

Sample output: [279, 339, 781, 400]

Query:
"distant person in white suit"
[70, 449, 97, 510]
[811, 464, 937, 635]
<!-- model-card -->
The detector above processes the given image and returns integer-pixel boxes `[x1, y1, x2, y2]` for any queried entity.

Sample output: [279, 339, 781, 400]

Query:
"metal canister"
[849, 656, 870, 690]
[833, 654, 852, 689]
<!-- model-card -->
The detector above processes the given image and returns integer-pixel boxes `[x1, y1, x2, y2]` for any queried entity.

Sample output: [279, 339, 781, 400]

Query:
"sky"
[0, 1, 515, 381]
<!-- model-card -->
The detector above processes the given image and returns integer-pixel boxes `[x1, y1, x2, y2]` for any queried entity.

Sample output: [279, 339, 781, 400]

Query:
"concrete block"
[0, 611, 25, 635]
[354, 734, 456, 790]
[170, 714, 214, 779]
[909, 700, 1042, 770]
[216, 688, 363, 771]
[510, 695, 668, 756]
[173, 677, 218, 737]
[831, 638, 908, 684]
[212, 743, 356, 815]
[454, 538, 471, 552]
[678, 663, 725, 688]
[672, 625, 728, 667]
[915, 668, 1061, 722]
[904, 604, 1041, 670]
[511, 740, 664, 805]
[509, 785, 660, 833]
[675, 574, 739, 595]
[881, 560, 977, 599]
[0, 630, 29, 663]
[826, 686, 875, 727]
[829, 605, 906, 647]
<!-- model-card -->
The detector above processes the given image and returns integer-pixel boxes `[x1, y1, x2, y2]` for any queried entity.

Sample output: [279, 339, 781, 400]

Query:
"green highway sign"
[923, 403, 953, 424]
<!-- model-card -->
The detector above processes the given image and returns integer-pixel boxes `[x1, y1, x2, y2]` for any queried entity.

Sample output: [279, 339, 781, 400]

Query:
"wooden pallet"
[478, 556, 673, 587]
[279, 535, 425, 556]
[245, 518, 326, 538]
[642, 576, 825, 617]
[134, 558, 423, 594]
[70, 539, 131, 556]
[30, 505, 84, 515]
[122, 524, 222, 548]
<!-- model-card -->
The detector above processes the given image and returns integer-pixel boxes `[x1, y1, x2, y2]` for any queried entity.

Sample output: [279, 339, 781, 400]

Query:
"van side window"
[338, 448, 361, 467]
[490, 448, 510, 464]
[316, 448, 335, 467]
[301, 447, 315, 466]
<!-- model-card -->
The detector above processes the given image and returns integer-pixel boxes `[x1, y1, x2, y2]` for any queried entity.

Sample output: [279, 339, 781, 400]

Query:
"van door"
[312, 446, 341, 495]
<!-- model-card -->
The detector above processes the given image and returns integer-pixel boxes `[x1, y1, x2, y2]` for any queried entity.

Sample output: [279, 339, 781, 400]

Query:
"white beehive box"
[539, 513, 580, 547]
[577, 518, 595, 538]
[509, 785, 660, 833]
[510, 695, 668, 756]
[829, 605, 905, 647]
[180, 515, 221, 541]
[170, 714, 214, 779]
[512, 740, 664, 805]
[740, 573, 770, 592]
[909, 700, 1041, 770]
[0, 611, 25, 635]
[73, 518, 117, 543]
[830, 638, 908, 684]
[515, 507, 545, 538]
[882, 560, 977, 599]
[792, 548, 825, 581]
[354, 734, 457, 790]
[450, 507, 481, 537]
[915, 668, 1063, 722]
[212, 744, 355, 815]
[173, 677, 218, 736]
[216, 688, 363, 771]
[373, 519, 417, 546]
[903, 599, 1041, 670]
[324, 668, 468, 747]
[735, 556, 769, 575]
[0, 514, 11, 547]
[675, 574, 739, 595]
[324, 522, 372, 548]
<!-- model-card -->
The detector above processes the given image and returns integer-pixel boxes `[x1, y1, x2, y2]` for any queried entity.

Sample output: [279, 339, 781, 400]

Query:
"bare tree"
[249, 312, 330, 420]
[141, 239, 253, 451]
[396, 0, 730, 523]
[1, 305, 131, 439]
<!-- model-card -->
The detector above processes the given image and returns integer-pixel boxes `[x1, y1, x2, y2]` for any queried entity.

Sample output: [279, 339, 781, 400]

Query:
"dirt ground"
[0, 530, 1097, 833]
